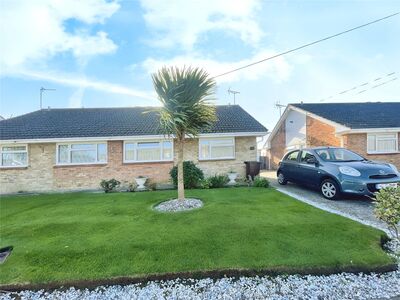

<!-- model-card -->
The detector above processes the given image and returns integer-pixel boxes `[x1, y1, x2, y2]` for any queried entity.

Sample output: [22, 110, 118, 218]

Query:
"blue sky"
[1, 0, 399, 130]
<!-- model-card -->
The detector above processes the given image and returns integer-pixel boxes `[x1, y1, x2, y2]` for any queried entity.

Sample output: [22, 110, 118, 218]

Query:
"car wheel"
[320, 179, 340, 200]
[277, 172, 288, 185]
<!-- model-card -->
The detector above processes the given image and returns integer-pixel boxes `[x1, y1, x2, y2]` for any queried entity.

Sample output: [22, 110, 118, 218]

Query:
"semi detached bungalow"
[0, 105, 267, 194]
[266, 102, 400, 169]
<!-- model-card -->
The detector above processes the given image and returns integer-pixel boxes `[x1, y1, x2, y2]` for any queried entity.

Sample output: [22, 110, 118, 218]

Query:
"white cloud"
[68, 87, 86, 108]
[140, 0, 264, 50]
[0, 0, 119, 71]
[141, 50, 292, 84]
[13, 69, 156, 100]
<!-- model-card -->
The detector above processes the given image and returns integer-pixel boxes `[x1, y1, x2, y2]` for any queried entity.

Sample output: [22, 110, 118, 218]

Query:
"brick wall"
[268, 122, 286, 169]
[0, 136, 257, 194]
[306, 115, 341, 147]
[179, 136, 257, 177]
[342, 133, 400, 168]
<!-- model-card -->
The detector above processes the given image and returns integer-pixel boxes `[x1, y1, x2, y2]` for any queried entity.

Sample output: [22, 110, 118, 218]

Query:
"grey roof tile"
[291, 102, 400, 129]
[0, 105, 267, 140]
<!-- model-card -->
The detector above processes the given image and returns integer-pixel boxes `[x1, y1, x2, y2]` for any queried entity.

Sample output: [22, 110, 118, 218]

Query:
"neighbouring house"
[265, 102, 400, 169]
[0, 105, 267, 194]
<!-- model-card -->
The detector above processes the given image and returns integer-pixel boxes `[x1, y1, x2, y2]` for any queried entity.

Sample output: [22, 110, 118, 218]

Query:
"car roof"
[285, 147, 342, 153]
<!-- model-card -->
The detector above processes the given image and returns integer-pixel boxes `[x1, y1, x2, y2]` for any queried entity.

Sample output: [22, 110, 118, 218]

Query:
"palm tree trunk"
[177, 138, 185, 201]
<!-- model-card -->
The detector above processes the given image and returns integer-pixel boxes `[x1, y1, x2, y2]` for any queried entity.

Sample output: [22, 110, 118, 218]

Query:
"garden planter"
[227, 172, 238, 185]
[135, 177, 147, 190]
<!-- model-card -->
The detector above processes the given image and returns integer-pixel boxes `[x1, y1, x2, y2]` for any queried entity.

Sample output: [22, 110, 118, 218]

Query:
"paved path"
[261, 171, 396, 235]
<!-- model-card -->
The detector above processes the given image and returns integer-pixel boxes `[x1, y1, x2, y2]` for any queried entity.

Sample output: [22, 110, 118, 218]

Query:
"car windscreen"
[315, 148, 364, 162]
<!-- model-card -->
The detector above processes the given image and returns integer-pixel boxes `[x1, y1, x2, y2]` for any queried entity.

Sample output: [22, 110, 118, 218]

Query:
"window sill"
[198, 158, 236, 162]
[123, 160, 173, 165]
[54, 163, 108, 168]
[0, 166, 28, 170]
[367, 152, 400, 155]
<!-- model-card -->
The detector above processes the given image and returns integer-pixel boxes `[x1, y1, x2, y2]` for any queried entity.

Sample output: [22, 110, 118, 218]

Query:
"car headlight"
[388, 163, 399, 174]
[339, 166, 361, 177]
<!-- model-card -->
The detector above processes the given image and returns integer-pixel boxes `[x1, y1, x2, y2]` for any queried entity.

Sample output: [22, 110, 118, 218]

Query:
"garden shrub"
[253, 176, 270, 188]
[100, 179, 121, 193]
[199, 178, 211, 189]
[374, 187, 400, 239]
[208, 174, 228, 188]
[170, 161, 204, 189]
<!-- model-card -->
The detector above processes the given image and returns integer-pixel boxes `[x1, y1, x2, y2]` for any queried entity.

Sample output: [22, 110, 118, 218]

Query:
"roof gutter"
[0, 131, 268, 144]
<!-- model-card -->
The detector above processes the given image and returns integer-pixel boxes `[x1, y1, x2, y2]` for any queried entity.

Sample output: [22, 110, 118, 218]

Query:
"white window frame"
[0, 144, 28, 168]
[55, 142, 108, 165]
[198, 137, 236, 161]
[367, 133, 399, 154]
[123, 139, 174, 163]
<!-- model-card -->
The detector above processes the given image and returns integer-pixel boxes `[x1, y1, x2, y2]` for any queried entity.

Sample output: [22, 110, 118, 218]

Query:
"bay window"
[56, 142, 107, 165]
[124, 140, 173, 162]
[0, 145, 28, 167]
[199, 137, 235, 160]
[367, 133, 398, 154]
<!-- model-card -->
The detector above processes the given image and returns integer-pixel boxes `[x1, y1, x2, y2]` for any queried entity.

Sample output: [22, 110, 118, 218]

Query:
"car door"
[281, 150, 300, 182]
[297, 150, 320, 186]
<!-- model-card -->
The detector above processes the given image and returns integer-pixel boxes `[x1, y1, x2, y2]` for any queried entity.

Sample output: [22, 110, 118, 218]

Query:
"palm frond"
[152, 66, 217, 139]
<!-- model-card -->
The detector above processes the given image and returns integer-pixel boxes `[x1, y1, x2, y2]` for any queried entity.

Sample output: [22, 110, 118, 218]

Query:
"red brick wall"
[268, 122, 286, 169]
[342, 133, 400, 168]
[306, 116, 341, 147]
[53, 141, 173, 190]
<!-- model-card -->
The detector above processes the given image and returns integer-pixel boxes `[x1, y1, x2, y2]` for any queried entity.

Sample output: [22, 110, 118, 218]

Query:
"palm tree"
[152, 66, 216, 200]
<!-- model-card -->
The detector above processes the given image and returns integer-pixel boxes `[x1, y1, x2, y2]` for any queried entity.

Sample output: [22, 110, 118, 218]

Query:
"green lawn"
[0, 188, 394, 286]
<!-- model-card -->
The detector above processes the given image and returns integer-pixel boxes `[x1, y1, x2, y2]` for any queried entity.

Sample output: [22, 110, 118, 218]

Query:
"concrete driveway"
[260, 170, 396, 235]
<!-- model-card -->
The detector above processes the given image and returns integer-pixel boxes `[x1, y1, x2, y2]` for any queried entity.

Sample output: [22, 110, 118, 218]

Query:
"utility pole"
[40, 87, 56, 109]
[275, 100, 286, 116]
[227, 88, 240, 104]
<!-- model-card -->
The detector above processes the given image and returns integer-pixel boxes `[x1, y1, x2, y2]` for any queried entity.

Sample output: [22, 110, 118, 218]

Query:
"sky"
[0, 0, 399, 131]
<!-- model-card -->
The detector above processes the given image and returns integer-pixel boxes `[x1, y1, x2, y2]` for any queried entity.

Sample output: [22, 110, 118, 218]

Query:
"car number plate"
[376, 183, 398, 189]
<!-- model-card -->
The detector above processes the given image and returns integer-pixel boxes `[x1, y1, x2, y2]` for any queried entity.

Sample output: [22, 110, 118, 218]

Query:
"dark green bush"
[170, 161, 204, 189]
[253, 176, 270, 188]
[208, 174, 228, 188]
[100, 179, 120, 193]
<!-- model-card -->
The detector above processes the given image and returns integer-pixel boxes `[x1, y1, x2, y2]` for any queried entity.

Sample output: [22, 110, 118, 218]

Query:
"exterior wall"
[0, 136, 257, 194]
[285, 109, 306, 148]
[178, 136, 257, 178]
[0, 143, 55, 193]
[342, 133, 400, 168]
[306, 115, 341, 147]
[268, 122, 286, 170]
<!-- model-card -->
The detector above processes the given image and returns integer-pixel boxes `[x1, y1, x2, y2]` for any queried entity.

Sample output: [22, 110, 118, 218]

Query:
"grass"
[0, 188, 394, 286]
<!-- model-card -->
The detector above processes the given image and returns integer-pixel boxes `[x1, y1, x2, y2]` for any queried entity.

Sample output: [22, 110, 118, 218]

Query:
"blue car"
[277, 147, 400, 200]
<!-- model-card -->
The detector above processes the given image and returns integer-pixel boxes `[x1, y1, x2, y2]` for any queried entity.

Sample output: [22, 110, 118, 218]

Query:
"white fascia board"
[337, 127, 400, 135]
[0, 132, 267, 144]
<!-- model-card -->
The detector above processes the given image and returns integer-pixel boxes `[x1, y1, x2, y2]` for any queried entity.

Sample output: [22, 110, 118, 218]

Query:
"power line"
[319, 72, 397, 101]
[213, 12, 399, 78]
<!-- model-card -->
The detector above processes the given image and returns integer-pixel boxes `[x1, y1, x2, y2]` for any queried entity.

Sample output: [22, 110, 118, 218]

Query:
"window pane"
[163, 148, 172, 160]
[58, 145, 69, 163]
[125, 144, 135, 161]
[200, 144, 210, 159]
[137, 148, 161, 161]
[286, 151, 299, 161]
[377, 139, 396, 152]
[71, 150, 96, 163]
[2, 152, 27, 166]
[210, 139, 233, 146]
[97, 144, 107, 162]
[2, 146, 26, 152]
[211, 145, 234, 158]
[137, 142, 160, 149]
[163, 141, 172, 148]
[71, 144, 96, 150]
[367, 135, 376, 152]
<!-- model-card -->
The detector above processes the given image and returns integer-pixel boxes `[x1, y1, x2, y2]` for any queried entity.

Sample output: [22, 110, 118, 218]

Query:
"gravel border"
[153, 198, 203, 212]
